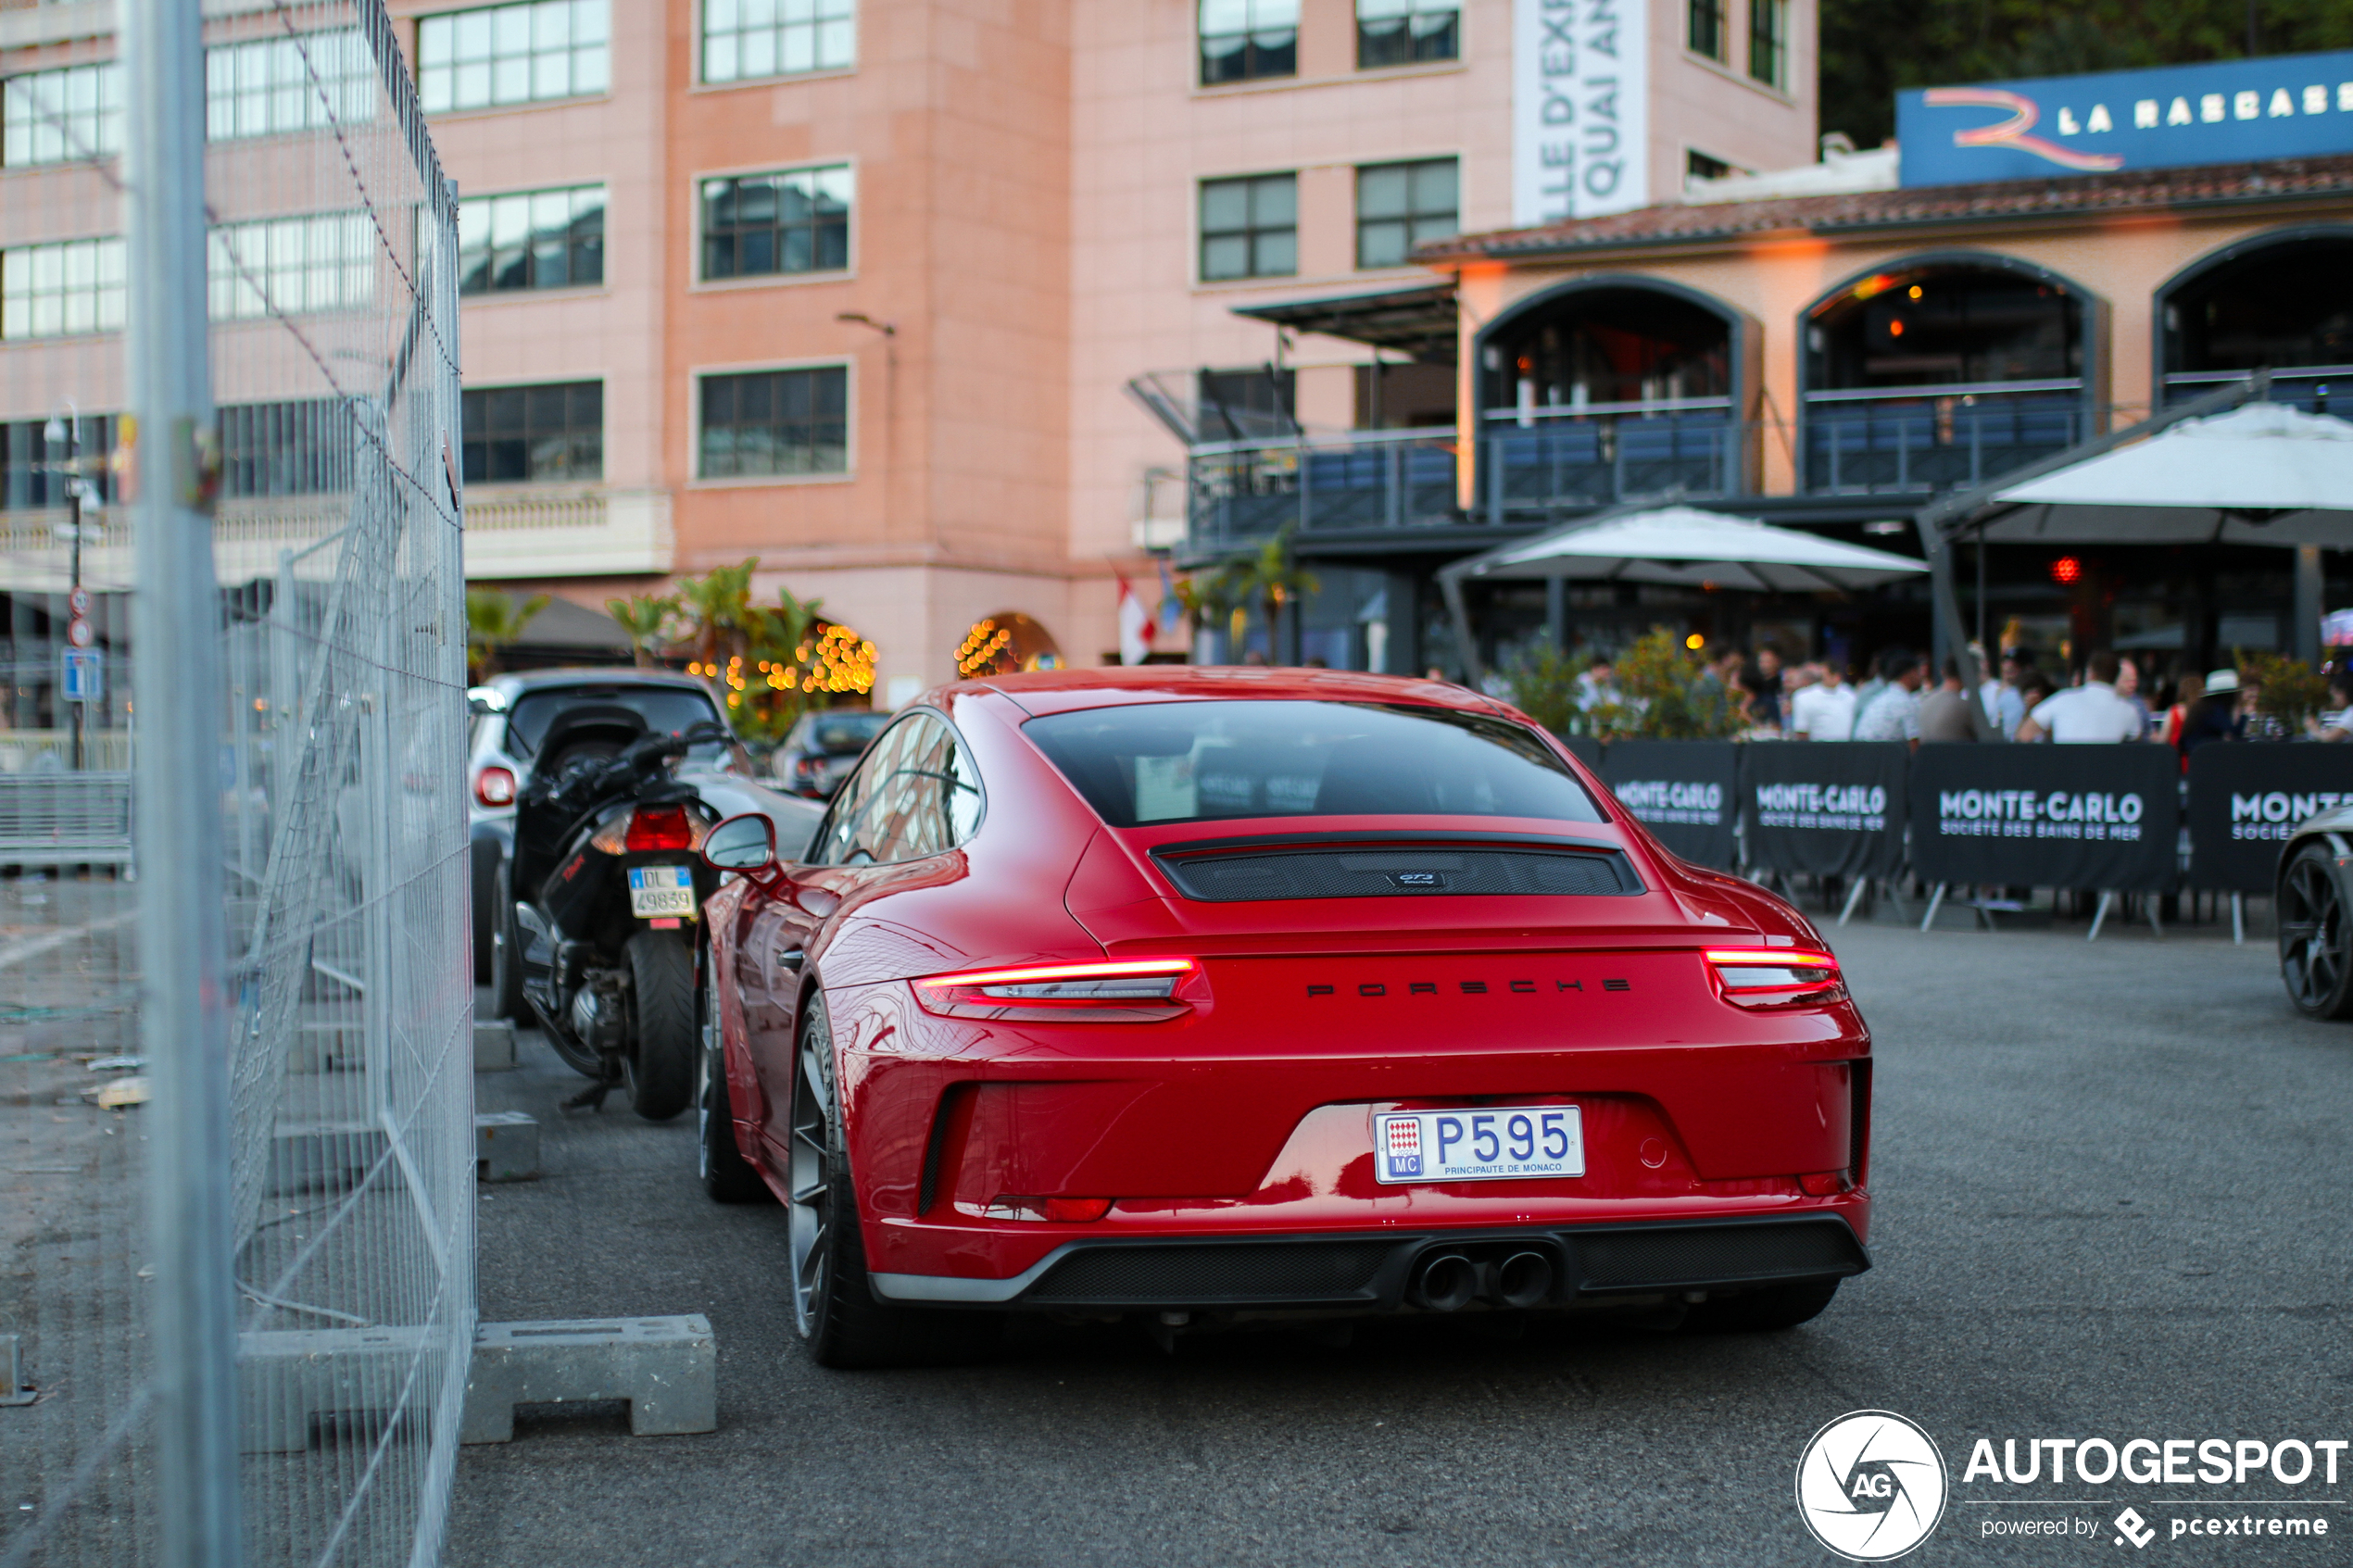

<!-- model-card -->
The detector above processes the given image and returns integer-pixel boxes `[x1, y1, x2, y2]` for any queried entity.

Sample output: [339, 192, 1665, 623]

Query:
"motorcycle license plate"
[627, 865, 697, 919]
[1372, 1106, 1583, 1184]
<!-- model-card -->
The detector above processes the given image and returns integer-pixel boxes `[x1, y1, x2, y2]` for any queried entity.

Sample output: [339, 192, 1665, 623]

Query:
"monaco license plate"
[1373, 1106, 1584, 1185]
[626, 864, 697, 919]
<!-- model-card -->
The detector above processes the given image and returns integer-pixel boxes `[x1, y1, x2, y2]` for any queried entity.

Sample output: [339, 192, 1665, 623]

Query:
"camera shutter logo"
[1794, 1410, 1949, 1561]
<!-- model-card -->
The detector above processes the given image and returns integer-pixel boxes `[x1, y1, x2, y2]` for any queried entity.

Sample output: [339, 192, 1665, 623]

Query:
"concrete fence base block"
[237, 1325, 434, 1452]
[474, 1110, 538, 1182]
[268, 1122, 387, 1195]
[473, 1019, 516, 1071]
[460, 1316, 717, 1443]
[2, 1333, 36, 1406]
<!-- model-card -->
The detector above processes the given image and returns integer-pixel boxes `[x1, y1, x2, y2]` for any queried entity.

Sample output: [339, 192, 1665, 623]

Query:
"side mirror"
[701, 812, 777, 872]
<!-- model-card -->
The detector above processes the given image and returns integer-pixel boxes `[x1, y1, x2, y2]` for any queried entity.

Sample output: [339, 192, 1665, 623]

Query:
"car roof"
[960, 666, 1516, 719]
[484, 668, 716, 698]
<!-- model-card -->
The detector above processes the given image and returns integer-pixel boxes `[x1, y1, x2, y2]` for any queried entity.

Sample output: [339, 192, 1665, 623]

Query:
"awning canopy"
[1230, 282, 1459, 364]
[1445, 505, 1931, 593]
[1963, 402, 2353, 546]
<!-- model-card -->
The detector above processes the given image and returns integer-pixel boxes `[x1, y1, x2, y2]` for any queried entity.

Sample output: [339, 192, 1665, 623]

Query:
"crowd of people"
[1630, 641, 2353, 755]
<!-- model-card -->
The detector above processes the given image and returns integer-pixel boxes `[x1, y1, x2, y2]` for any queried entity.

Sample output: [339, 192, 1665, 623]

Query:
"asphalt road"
[450, 913, 2353, 1567]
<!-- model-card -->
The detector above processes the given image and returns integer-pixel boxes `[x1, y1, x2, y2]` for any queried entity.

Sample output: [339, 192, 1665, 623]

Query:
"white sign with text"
[1513, 0, 1650, 226]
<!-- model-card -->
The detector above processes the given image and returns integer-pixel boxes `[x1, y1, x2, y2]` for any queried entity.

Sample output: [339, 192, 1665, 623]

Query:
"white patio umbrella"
[1447, 504, 1931, 593]
[1982, 402, 2353, 546]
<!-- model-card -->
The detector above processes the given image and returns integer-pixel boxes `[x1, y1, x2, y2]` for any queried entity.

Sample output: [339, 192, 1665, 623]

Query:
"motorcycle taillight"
[624, 805, 697, 852]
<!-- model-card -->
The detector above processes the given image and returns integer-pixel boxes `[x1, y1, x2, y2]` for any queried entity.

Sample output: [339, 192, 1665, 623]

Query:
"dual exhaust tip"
[1408, 1248, 1556, 1312]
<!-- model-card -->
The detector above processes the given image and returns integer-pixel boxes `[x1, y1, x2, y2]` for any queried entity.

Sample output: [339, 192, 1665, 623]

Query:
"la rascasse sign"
[1898, 49, 2353, 187]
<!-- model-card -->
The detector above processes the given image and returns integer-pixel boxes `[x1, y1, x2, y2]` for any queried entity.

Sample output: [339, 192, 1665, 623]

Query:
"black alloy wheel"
[698, 959, 772, 1203]
[486, 860, 525, 1023]
[2279, 844, 2353, 1019]
[788, 997, 1002, 1369]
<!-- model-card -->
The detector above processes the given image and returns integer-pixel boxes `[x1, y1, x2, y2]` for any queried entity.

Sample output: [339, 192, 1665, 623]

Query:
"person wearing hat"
[2175, 667, 2244, 759]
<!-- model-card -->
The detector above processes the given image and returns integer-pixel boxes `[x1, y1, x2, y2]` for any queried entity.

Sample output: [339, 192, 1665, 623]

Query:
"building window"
[3, 62, 122, 167]
[417, 0, 609, 115]
[698, 367, 848, 479]
[1686, 148, 1734, 182]
[1200, 0, 1297, 85]
[1356, 157, 1456, 270]
[1199, 174, 1295, 282]
[701, 166, 852, 281]
[459, 184, 605, 294]
[0, 416, 118, 511]
[220, 400, 360, 497]
[1747, 0, 1785, 88]
[462, 382, 603, 484]
[1, 237, 126, 340]
[1688, 0, 1726, 61]
[208, 213, 373, 320]
[206, 31, 375, 142]
[701, 0, 854, 84]
[1356, 0, 1457, 69]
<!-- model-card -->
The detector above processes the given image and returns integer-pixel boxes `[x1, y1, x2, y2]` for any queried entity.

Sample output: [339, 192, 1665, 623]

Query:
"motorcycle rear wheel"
[628, 929, 697, 1122]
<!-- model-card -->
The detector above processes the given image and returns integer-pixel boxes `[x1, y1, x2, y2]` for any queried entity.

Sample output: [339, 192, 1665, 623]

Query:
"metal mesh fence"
[1, 0, 471, 1561]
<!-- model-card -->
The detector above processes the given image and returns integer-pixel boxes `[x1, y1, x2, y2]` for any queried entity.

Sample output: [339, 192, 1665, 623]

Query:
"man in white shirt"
[1789, 661, 1858, 741]
[1853, 650, 1926, 744]
[2018, 650, 2145, 742]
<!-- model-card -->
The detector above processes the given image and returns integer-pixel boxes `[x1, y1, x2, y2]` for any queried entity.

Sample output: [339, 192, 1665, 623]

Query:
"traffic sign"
[60, 647, 101, 704]
[68, 585, 90, 617]
[66, 616, 94, 648]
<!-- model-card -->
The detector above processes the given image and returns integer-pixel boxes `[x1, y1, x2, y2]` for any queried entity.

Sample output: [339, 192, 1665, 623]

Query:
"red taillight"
[984, 1196, 1114, 1223]
[1705, 947, 1845, 1008]
[913, 958, 1201, 1022]
[473, 766, 517, 808]
[624, 805, 696, 852]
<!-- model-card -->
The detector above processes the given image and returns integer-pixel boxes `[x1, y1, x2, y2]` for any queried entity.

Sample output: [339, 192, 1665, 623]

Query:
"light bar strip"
[917, 958, 1195, 990]
[1703, 948, 1837, 967]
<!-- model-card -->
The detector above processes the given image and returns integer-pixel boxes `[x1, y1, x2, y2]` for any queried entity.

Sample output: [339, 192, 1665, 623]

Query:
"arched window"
[1800, 257, 2092, 495]
[2158, 230, 2353, 413]
[1474, 279, 1744, 517]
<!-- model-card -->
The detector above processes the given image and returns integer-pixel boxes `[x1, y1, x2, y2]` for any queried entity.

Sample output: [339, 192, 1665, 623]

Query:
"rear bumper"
[868, 1213, 1869, 1312]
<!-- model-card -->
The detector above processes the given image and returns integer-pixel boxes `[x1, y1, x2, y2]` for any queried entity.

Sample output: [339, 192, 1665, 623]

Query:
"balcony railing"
[1801, 382, 2087, 495]
[2162, 365, 2353, 415]
[1479, 400, 1739, 522]
[1187, 429, 1461, 550]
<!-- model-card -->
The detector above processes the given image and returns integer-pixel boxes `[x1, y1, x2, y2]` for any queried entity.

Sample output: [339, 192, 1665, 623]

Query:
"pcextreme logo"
[1796, 1410, 1951, 1562]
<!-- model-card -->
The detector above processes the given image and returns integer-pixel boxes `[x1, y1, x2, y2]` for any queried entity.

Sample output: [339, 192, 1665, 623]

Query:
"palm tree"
[1228, 525, 1318, 662]
[606, 593, 678, 668]
[673, 558, 756, 674]
[466, 587, 549, 682]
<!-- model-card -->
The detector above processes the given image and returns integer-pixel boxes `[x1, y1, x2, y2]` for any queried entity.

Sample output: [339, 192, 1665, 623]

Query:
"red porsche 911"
[693, 669, 1871, 1367]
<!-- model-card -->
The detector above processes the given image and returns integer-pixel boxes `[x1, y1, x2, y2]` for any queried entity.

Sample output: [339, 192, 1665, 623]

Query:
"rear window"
[1022, 700, 1605, 829]
[803, 711, 890, 755]
[505, 685, 724, 759]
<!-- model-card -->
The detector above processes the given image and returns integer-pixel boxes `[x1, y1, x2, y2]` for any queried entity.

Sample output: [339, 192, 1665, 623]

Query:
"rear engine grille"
[1155, 847, 1639, 903]
[1572, 1221, 1867, 1292]
[1024, 1240, 1395, 1305]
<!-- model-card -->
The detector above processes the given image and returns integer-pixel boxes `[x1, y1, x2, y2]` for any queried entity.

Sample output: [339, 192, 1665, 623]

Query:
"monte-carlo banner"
[1898, 49, 2353, 187]
[1513, 0, 1650, 225]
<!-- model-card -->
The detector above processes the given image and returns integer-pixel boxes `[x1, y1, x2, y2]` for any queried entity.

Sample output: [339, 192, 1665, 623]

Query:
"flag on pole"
[1117, 575, 1154, 666]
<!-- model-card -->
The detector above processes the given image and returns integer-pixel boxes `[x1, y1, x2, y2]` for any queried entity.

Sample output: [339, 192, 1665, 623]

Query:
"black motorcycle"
[490, 713, 731, 1117]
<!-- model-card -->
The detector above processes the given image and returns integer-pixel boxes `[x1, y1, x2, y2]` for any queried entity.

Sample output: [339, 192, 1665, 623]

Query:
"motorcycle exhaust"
[1491, 1250, 1554, 1310]
[1409, 1252, 1478, 1312]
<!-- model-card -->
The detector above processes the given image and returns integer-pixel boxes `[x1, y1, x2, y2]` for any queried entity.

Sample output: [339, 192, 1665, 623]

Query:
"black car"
[769, 708, 890, 798]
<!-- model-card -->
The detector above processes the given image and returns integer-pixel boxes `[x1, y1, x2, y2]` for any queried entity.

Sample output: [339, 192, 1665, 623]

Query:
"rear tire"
[698, 959, 772, 1203]
[790, 997, 1002, 1368]
[626, 930, 697, 1122]
[2279, 845, 2353, 1020]
[1681, 1277, 1841, 1333]
[486, 860, 525, 1022]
